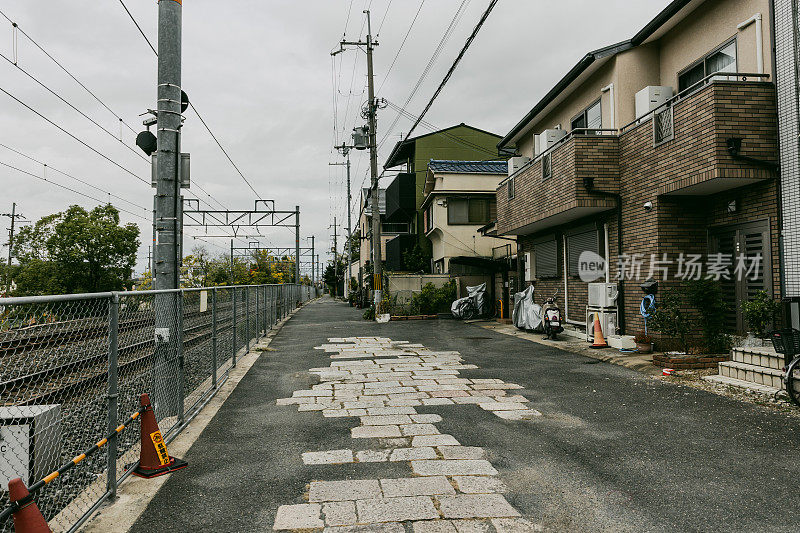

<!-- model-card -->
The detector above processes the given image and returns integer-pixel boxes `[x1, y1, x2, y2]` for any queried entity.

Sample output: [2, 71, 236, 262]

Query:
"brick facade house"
[495, 0, 780, 337]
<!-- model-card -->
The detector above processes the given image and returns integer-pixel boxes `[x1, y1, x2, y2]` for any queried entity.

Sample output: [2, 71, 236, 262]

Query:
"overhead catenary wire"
[0, 50, 150, 163]
[0, 143, 149, 212]
[378, 0, 426, 93]
[0, 8, 139, 135]
[0, 85, 149, 185]
[403, 0, 500, 142]
[117, 0, 158, 56]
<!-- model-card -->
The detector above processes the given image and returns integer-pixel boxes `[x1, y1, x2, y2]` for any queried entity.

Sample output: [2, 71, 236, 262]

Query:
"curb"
[478, 322, 663, 376]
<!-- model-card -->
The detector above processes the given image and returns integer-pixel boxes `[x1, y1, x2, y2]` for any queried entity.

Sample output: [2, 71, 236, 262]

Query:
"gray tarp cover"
[451, 283, 487, 319]
[513, 286, 543, 331]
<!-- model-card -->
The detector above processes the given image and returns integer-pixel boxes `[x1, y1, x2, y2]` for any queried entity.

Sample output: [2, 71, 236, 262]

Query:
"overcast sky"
[0, 0, 670, 279]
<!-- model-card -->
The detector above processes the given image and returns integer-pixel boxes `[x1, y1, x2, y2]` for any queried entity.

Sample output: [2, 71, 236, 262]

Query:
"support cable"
[403, 0, 500, 141]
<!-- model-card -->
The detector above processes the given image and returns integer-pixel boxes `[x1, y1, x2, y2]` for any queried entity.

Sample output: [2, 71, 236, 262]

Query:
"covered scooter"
[451, 283, 488, 320]
[512, 285, 543, 331]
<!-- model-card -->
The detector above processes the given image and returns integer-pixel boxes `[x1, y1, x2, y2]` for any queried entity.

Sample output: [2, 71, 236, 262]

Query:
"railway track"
[0, 313, 244, 406]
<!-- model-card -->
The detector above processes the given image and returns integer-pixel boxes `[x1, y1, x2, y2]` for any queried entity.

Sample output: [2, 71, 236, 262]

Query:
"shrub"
[410, 281, 456, 315]
[650, 287, 690, 353]
[633, 331, 653, 344]
[686, 279, 731, 354]
[741, 290, 780, 338]
[362, 306, 375, 321]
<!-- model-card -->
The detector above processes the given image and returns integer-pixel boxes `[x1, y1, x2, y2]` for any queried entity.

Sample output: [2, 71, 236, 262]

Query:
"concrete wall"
[387, 274, 451, 305]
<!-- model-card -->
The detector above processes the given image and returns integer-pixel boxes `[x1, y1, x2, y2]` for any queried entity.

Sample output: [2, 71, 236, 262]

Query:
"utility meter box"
[151, 153, 191, 188]
[0, 405, 61, 488]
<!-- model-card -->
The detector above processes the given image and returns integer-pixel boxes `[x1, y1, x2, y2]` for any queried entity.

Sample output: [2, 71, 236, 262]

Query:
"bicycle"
[769, 329, 800, 406]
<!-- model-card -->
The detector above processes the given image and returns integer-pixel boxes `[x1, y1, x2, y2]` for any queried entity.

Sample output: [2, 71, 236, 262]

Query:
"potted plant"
[741, 290, 781, 346]
[634, 331, 654, 354]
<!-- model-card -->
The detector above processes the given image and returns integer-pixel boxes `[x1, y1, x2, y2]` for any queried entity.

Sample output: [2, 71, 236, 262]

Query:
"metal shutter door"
[567, 230, 598, 276]
[535, 239, 558, 278]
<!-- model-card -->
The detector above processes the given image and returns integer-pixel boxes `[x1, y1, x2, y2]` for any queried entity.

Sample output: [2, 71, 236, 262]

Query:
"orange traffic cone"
[590, 313, 608, 349]
[8, 478, 51, 533]
[132, 393, 188, 478]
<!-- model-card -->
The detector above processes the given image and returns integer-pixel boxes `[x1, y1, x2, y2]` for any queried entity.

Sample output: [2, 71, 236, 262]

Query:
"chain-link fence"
[0, 283, 318, 532]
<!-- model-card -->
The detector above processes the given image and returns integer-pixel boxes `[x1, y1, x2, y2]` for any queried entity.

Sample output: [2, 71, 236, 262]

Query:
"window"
[678, 39, 737, 92]
[424, 205, 433, 232]
[567, 226, 599, 276]
[571, 100, 602, 132]
[447, 198, 494, 225]
[532, 238, 558, 278]
[507, 177, 515, 200]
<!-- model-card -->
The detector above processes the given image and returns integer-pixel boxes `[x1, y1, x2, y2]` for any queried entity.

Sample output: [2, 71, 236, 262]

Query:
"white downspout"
[601, 83, 615, 129]
[737, 13, 764, 75]
[603, 223, 610, 283]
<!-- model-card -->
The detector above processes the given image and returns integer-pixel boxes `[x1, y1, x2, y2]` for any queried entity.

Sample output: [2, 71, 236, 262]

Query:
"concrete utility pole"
[310, 236, 315, 287]
[331, 217, 338, 296]
[332, 9, 380, 310]
[151, 0, 184, 418]
[2, 202, 23, 293]
[295, 206, 300, 284]
[330, 147, 353, 298]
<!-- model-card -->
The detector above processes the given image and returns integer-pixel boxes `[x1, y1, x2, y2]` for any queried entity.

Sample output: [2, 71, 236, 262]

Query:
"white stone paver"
[356, 496, 439, 523]
[356, 449, 391, 462]
[302, 449, 354, 465]
[273, 336, 537, 531]
[411, 459, 499, 477]
[389, 447, 438, 461]
[323, 501, 358, 527]
[273, 503, 324, 530]
[452, 476, 508, 494]
[412, 520, 458, 533]
[380, 476, 456, 498]
[309, 479, 382, 502]
[411, 435, 460, 447]
[437, 494, 520, 519]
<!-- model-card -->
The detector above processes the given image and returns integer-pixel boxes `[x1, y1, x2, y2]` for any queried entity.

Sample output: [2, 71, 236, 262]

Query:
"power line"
[0, 50, 149, 164]
[117, 0, 157, 56]
[0, 84, 149, 185]
[0, 143, 149, 212]
[0, 159, 150, 221]
[378, 0, 425, 92]
[403, 0, 500, 141]
[378, 0, 472, 150]
[0, 8, 140, 135]
[376, 0, 394, 37]
[188, 102, 264, 201]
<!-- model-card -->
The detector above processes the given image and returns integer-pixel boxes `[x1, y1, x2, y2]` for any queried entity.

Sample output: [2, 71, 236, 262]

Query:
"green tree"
[402, 243, 431, 273]
[13, 204, 139, 295]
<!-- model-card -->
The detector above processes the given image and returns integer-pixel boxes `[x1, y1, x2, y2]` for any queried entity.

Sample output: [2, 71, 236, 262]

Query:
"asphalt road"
[129, 297, 800, 533]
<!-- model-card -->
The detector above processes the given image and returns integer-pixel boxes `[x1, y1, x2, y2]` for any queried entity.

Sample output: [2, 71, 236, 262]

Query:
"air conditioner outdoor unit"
[635, 86, 673, 119]
[588, 282, 618, 308]
[539, 129, 568, 152]
[508, 156, 530, 176]
[586, 307, 618, 342]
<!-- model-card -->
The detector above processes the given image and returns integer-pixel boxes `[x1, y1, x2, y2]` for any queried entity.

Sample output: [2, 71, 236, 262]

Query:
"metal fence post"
[245, 286, 250, 351]
[212, 287, 218, 389]
[177, 291, 185, 423]
[255, 285, 260, 338]
[262, 286, 267, 333]
[106, 293, 120, 498]
[232, 286, 238, 367]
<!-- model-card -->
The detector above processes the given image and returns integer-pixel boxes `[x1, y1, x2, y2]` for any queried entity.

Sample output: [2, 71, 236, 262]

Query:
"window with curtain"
[571, 100, 602, 132]
[678, 39, 737, 92]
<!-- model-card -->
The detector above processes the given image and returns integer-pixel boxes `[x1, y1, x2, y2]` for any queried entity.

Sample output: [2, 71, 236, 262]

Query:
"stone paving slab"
[389, 447, 438, 461]
[356, 496, 440, 523]
[491, 518, 543, 533]
[309, 479, 382, 502]
[352, 425, 403, 439]
[412, 520, 458, 533]
[323, 501, 358, 527]
[380, 476, 456, 498]
[437, 446, 486, 460]
[324, 524, 406, 533]
[273, 503, 324, 530]
[411, 460, 499, 477]
[436, 494, 520, 519]
[356, 449, 391, 463]
[411, 434, 460, 447]
[400, 424, 440, 436]
[452, 476, 508, 494]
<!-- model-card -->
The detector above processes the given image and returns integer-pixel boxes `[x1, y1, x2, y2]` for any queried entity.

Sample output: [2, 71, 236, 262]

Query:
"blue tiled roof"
[428, 160, 507, 174]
